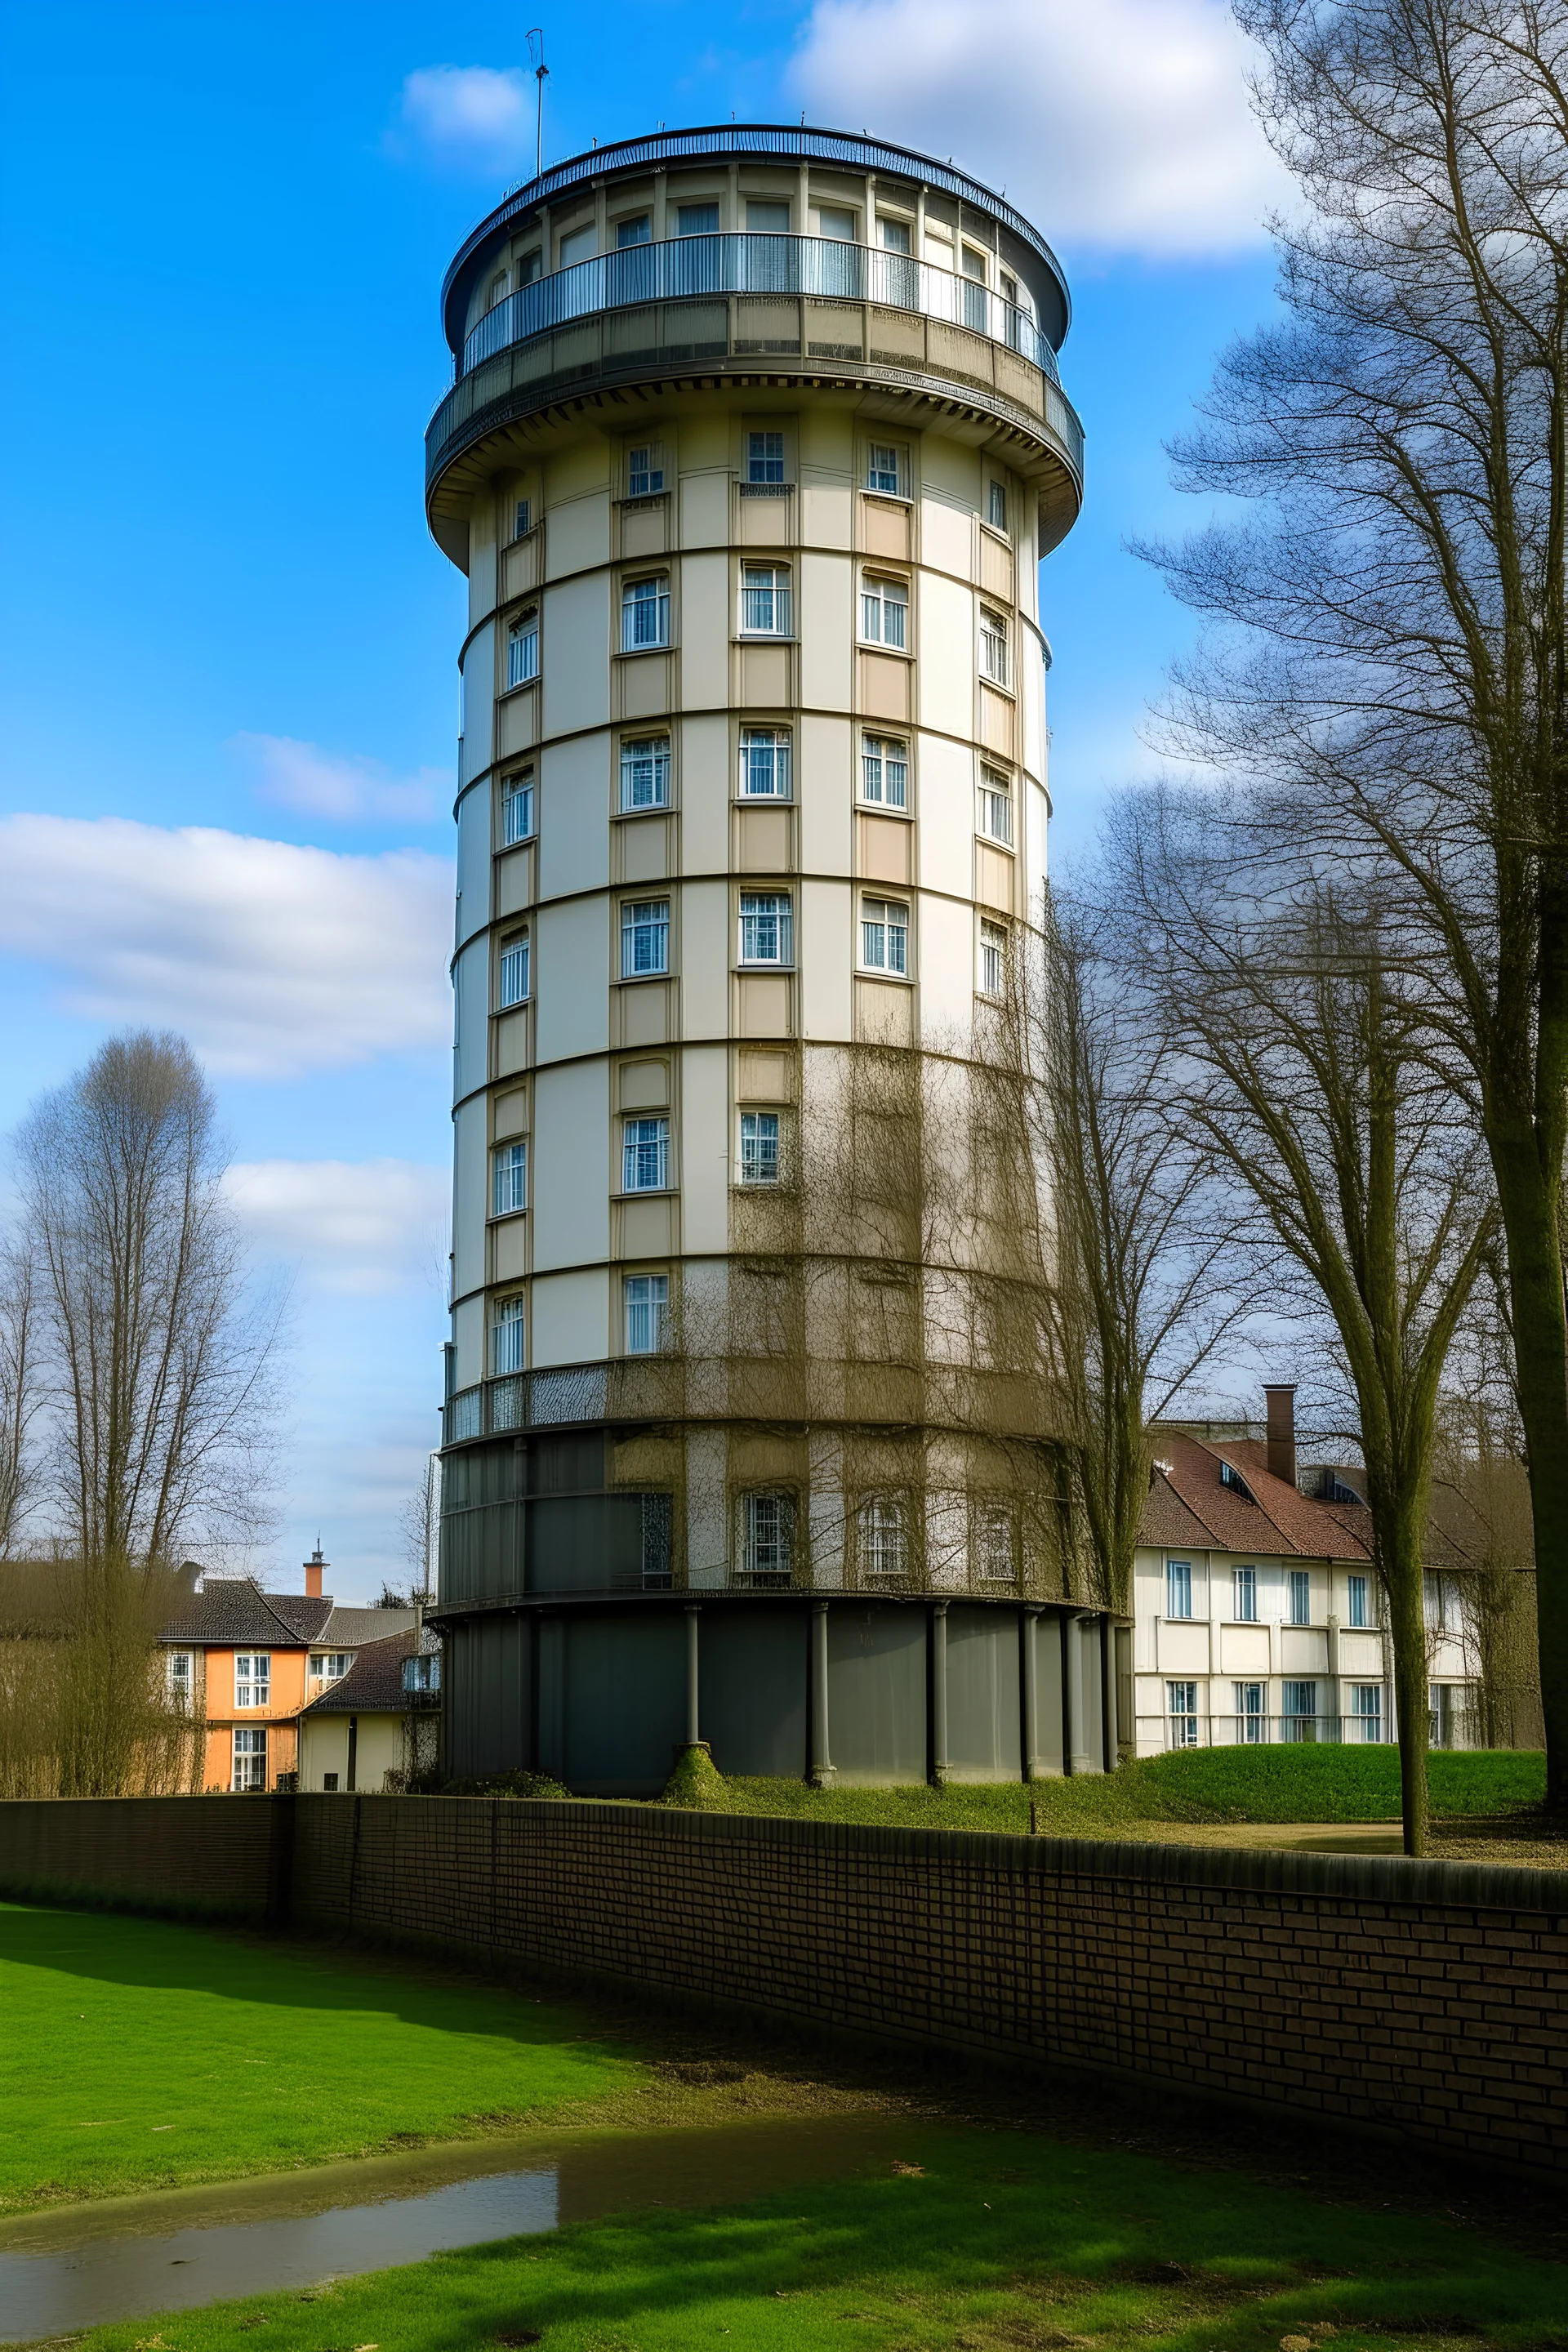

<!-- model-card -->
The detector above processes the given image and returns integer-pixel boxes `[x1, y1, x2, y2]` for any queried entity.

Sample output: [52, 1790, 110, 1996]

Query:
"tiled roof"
[319, 1605, 417, 1646]
[158, 1580, 331, 1647]
[303, 1625, 439, 1714]
[1140, 1429, 1373, 1563]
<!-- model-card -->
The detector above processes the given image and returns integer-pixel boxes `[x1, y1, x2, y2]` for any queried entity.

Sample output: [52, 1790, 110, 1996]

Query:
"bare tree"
[398, 1452, 441, 1603]
[1147, 0, 1568, 1795]
[0, 1244, 38, 1553]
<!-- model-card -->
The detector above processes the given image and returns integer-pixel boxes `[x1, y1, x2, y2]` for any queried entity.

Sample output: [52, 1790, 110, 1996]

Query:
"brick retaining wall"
[1, 1795, 1564, 2173]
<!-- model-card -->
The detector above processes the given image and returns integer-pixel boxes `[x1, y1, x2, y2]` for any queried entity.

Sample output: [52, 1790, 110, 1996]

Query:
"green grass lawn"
[0, 1904, 648, 2214]
[684, 1744, 1547, 1833]
[65, 2120, 1568, 2352]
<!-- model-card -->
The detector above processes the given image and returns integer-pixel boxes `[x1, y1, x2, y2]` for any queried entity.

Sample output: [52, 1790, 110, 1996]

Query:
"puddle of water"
[0, 2113, 906, 2342]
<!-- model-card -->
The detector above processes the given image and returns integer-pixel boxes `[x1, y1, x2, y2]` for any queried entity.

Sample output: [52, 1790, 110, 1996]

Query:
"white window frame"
[859, 572, 908, 651]
[232, 1726, 267, 1791]
[746, 430, 786, 483]
[310, 1651, 350, 1683]
[493, 1140, 528, 1218]
[977, 768, 1013, 845]
[621, 898, 670, 978]
[1234, 1682, 1265, 1743]
[1288, 1569, 1312, 1626]
[1347, 1573, 1369, 1628]
[738, 1109, 781, 1186]
[877, 216, 911, 255]
[624, 1272, 670, 1356]
[737, 727, 792, 800]
[234, 1653, 271, 1710]
[498, 931, 531, 1009]
[1233, 1565, 1258, 1623]
[978, 919, 1007, 999]
[738, 891, 793, 966]
[1352, 1682, 1383, 1742]
[860, 896, 909, 978]
[865, 440, 903, 495]
[502, 770, 535, 845]
[166, 1650, 194, 1701]
[1167, 1682, 1199, 1748]
[860, 1497, 906, 1583]
[739, 1490, 795, 1584]
[625, 442, 664, 496]
[622, 1115, 670, 1194]
[507, 607, 540, 689]
[978, 1503, 1014, 1583]
[740, 562, 792, 636]
[1282, 1679, 1318, 1740]
[620, 734, 671, 811]
[986, 479, 1009, 533]
[979, 607, 1009, 688]
[860, 734, 908, 810]
[1165, 1559, 1192, 1620]
[621, 574, 670, 653]
[492, 1296, 526, 1376]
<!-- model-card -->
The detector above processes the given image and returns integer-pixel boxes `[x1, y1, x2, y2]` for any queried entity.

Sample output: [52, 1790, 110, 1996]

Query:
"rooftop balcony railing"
[460, 234, 1062, 385]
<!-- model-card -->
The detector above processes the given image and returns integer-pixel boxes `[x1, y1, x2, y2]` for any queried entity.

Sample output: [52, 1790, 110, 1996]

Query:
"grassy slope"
[0, 1904, 646, 2214]
[693, 1745, 1547, 1833]
[70, 2121, 1568, 2352]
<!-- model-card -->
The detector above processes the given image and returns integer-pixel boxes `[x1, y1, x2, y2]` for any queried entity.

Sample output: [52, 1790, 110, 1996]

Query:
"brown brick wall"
[2, 1795, 1564, 2173]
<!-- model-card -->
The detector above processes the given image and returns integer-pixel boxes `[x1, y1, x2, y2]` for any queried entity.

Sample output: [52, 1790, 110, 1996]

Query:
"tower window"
[738, 1109, 780, 1186]
[866, 442, 903, 495]
[987, 480, 1009, 532]
[620, 735, 670, 810]
[738, 1491, 794, 1585]
[746, 430, 786, 484]
[621, 898, 670, 978]
[493, 1142, 528, 1217]
[677, 201, 720, 235]
[487, 270, 509, 312]
[860, 1498, 906, 1583]
[624, 1272, 669, 1355]
[738, 726, 792, 799]
[622, 1116, 670, 1193]
[621, 574, 670, 652]
[979, 608, 1009, 687]
[492, 1297, 526, 1375]
[860, 897, 909, 977]
[861, 735, 908, 808]
[978, 1505, 1015, 1582]
[815, 206, 856, 242]
[498, 931, 530, 1009]
[978, 920, 1007, 998]
[513, 497, 532, 541]
[626, 442, 664, 496]
[746, 199, 791, 233]
[741, 562, 792, 635]
[978, 768, 1013, 844]
[617, 213, 652, 247]
[559, 223, 596, 267]
[739, 892, 793, 965]
[502, 769, 535, 844]
[878, 217, 911, 254]
[507, 607, 540, 688]
[860, 574, 908, 649]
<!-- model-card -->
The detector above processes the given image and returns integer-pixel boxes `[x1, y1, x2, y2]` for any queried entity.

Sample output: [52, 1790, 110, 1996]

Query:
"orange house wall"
[201, 1648, 310, 1792]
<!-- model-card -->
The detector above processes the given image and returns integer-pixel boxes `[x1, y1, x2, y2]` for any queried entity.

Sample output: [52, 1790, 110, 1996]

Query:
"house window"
[166, 1651, 193, 1701]
[746, 430, 786, 483]
[738, 727, 792, 798]
[676, 201, 719, 235]
[978, 1504, 1015, 1583]
[739, 892, 792, 964]
[323, 1771, 340, 1792]
[861, 734, 908, 808]
[234, 1654, 270, 1709]
[502, 770, 535, 844]
[507, 607, 539, 688]
[860, 1498, 906, 1583]
[1429, 1682, 1455, 1747]
[1167, 1682, 1199, 1748]
[617, 213, 652, 247]
[488, 270, 509, 311]
[1288, 1569, 1311, 1626]
[513, 497, 532, 541]
[312, 1652, 350, 1682]
[979, 608, 1009, 687]
[739, 1109, 780, 1186]
[987, 480, 1009, 532]
[1347, 1573, 1369, 1628]
[492, 1297, 526, 1376]
[746, 198, 791, 232]
[626, 443, 664, 496]
[493, 1141, 528, 1217]
[621, 574, 670, 651]
[978, 919, 1007, 997]
[624, 1272, 669, 1355]
[498, 931, 530, 1009]
[1165, 1560, 1192, 1619]
[1424, 1571, 1459, 1633]
[741, 562, 791, 634]
[878, 216, 911, 254]
[977, 768, 1013, 844]
[403, 1653, 441, 1692]
[1282, 1679, 1317, 1741]
[621, 897, 670, 978]
[1352, 1683, 1383, 1742]
[1233, 1565, 1257, 1623]
[620, 735, 670, 810]
[866, 442, 902, 495]
[815, 205, 856, 241]
[232, 1726, 267, 1791]
[623, 1116, 670, 1193]
[739, 1491, 794, 1585]
[1234, 1682, 1264, 1743]
[860, 573, 908, 650]
[860, 897, 909, 976]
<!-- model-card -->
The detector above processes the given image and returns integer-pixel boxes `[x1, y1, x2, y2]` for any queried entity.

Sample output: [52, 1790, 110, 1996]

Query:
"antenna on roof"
[526, 29, 548, 178]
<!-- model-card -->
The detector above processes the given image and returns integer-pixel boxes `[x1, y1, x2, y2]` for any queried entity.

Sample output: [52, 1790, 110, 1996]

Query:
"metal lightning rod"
[527, 29, 549, 178]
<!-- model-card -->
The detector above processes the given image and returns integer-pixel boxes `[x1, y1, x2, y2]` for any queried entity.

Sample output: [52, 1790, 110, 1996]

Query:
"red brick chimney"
[1263, 1386, 1297, 1489]
[304, 1542, 327, 1599]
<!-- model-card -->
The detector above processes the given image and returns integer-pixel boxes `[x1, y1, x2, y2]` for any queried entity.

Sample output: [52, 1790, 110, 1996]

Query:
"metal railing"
[1139, 1713, 1388, 1751]
[461, 233, 1060, 384]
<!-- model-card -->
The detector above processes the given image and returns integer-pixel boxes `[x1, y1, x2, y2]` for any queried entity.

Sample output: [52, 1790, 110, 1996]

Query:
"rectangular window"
[978, 1504, 1015, 1582]
[492, 1297, 526, 1375]
[815, 205, 855, 241]
[1282, 1679, 1317, 1740]
[498, 931, 530, 1009]
[746, 430, 786, 483]
[167, 1651, 193, 1700]
[676, 201, 719, 235]
[621, 897, 670, 978]
[1347, 1573, 1369, 1628]
[979, 608, 1009, 687]
[519, 249, 542, 285]
[617, 213, 652, 247]
[493, 1141, 528, 1217]
[746, 198, 790, 232]
[1165, 1559, 1192, 1619]
[488, 270, 509, 311]
[1429, 1682, 1454, 1746]
[513, 497, 532, 541]
[403, 1653, 440, 1693]
[507, 607, 539, 688]
[502, 770, 535, 844]
[977, 768, 1013, 844]
[620, 734, 671, 810]
[1288, 1569, 1311, 1625]
[987, 480, 1009, 532]
[978, 919, 1006, 998]
[739, 891, 792, 964]
[1234, 1682, 1264, 1743]
[1167, 1682, 1199, 1748]
[1352, 1683, 1383, 1743]
[738, 726, 791, 799]
[860, 896, 909, 976]
[860, 573, 908, 648]
[861, 734, 908, 808]
[741, 562, 791, 634]
[1233, 1565, 1258, 1623]
[739, 1109, 780, 1186]
[626, 443, 664, 496]
[311, 1652, 350, 1682]
[960, 243, 987, 328]
[866, 442, 902, 495]
[232, 1726, 267, 1791]
[234, 1654, 270, 1709]
[323, 1771, 340, 1791]
[624, 1272, 670, 1355]
[740, 1491, 794, 1585]
[559, 223, 596, 267]
[623, 1115, 670, 1193]
[621, 574, 670, 651]
[860, 1497, 906, 1582]
[878, 216, 911, 254]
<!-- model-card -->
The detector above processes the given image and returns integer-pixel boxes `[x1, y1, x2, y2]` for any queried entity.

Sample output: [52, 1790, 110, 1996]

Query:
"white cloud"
[394, 65, 530, 172]
[225, 1160, 448, 1295]
[790, 0, 1287, 261]
[0, 816, 452, 1079]
[231, 733, 447, 825]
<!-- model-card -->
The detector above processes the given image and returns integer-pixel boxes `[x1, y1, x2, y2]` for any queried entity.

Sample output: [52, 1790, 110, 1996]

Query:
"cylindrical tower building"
[426, 126, 1115, 1791]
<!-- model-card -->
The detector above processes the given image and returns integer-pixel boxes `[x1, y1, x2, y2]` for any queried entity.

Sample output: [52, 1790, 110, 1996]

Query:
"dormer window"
[1219, 1461, 1254, 1499]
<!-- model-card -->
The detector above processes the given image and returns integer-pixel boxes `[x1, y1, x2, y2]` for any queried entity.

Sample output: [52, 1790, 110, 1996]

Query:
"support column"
[684, 1605, 701, 1747]
[1101, 1616, 1119, 1772]
[1063, 1613, 1093, 1776]
[1022, 1606, 1042, 1780]
[930, 1600, 950, 1786]
[808, 1600, 835, 1786]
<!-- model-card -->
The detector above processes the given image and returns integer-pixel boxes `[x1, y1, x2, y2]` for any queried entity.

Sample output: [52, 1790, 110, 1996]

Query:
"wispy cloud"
[390, 65, 531, 172]
[225, 1159, 448, 1295]
[790, 0, 1287, 261]
[0, 816, 452, 1078]
[231, 732, 447, 825]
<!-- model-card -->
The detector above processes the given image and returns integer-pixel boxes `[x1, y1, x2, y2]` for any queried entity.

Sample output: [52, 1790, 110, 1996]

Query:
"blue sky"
[0, 0, 1281, 1597]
